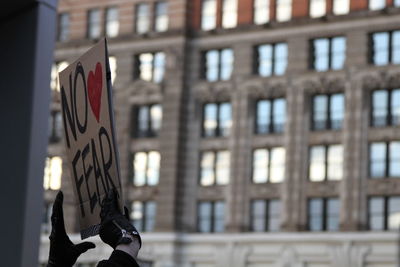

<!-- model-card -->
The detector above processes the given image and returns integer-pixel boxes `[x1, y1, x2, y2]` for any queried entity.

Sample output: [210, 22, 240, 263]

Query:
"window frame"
[135, 3, 150, 34]
[131, 200, 157, 232]
[154, 1, 169, 32]
[251, 147, 286, 184]
[197, 200, 225, 233]
[370, 88, 400, 127]
[254, 98, 286, 134]
[199, 150, 231, 186]
[131, 151, 161, 186]
[310, 36, 346, 71]
[311, 93, 345, 131]
[201, 102, 232, 138]
[370, 30, 400, 65]
[368, 141, 400, 178]
[308, 144, 343, 182]
[57, 12, 69, 42]
[250, 199, 281, 232]
[104, 6, 119, 38]
[131, 104, 162, 138]
[254, 42, 288, 77]
[307, 197, 340, 231]
[87, 8, 101, 39]
[134, 51, 166, 83]
[49, 110, 62, 143]
[201, 48, 234, 81]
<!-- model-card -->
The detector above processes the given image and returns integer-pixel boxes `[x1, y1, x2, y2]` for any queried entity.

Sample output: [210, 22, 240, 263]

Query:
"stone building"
[39, 0, 400, 266]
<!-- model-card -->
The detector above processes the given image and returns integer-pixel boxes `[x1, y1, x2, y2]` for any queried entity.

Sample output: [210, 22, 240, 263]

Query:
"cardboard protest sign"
[59, 39, 122, 239]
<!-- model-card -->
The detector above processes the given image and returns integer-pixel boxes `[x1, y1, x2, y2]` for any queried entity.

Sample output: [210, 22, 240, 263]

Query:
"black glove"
[99, 190, 141, 249]
[47, 191, 96, 267]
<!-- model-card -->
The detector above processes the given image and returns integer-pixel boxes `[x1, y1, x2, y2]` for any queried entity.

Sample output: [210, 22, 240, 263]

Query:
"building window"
[203, 49, 234, 81]
[369, 141, 400, 178]
[369, 0, 386, 10]
[371, 89, 400, 127]
[308, 198, 340, 231]
[42, 202, 52, 233]
[155, 1, 168, 32]
[309, 145, 343, 182]
[57, 13, 69, 42]
[51, 61, 68, 92]
[254, 0, 270, 24]
[276, 0, 292, 22]
[43, 156, 62, 190]
[49, 111, 62, 143]
[255, 43, 288, 76]
[105, 7, 119, 38]
[201, 0, 217, 30]
[310, 0, 326, 18]
[200, 151, 230, 186]
[202, 102, 232, 137]
[135, 3, 150, 34]
[132, 151, 160, 186]
[87, 9, 101, 39]
[371, 31, 400, 66]
[312, 37, 346, 71]
[312, 93, 345, 130]
[197, 201, 225, 232]
[132, 104, 162, 138]
[252, 147, 286, 183]
[255, 98, 286, 134]
[368, 196, 400, 230]
[333, 0, 349, 15]
[109, 56, 117, 84]
[131, 201, 156, 232]
[396, 0, 400, 7]
[135, 52, 165, 83]
[222, 0, 238, 28]
[250, 199, 281, 232]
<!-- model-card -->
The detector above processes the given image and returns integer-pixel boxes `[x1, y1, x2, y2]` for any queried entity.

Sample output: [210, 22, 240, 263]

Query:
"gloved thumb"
[75, 242, 96, 254]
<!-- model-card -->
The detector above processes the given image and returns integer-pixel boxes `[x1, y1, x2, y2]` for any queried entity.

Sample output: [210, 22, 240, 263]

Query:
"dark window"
[87, 9, 101, 39]
[309, 145, 343, 182]
[49, 111, 62, 143]
[57, 13, 69, 42]
[250, 199, 281, 231]
[132, 104, 162, 138]
[202, 102, 232, 137]
[155, 1, 168, 32]
[369, 141, 400, 178]
[135, 3, 150, 34]
[371, 31, 400, 66]
[255, 43, 287, 76]
[42, 202, 52, 233]
[368, 196, 400, 230]
[132, 151, 160, 186]
[200, 151, 230, 186]
[197, 201, 225, 232]
[311, 36, 346, 71]
[202, 49, 234, 82]
[135, 52, 165, 83]
[371, 89, 400, 127]
[105, 7, 119, 38]
[312, 93, 344, 130]
[131, 201, 156, 232]
[255, 98, 286, 134]
[252, 147, 285, 183]
[308, 198, 340, 231]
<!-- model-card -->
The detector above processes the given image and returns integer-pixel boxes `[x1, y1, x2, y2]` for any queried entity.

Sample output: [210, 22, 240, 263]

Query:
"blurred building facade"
[39, 0, 400, 266]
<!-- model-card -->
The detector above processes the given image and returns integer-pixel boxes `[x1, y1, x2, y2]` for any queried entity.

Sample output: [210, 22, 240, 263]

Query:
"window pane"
[206, 50, 219, 82]
[198, 202, 212, 232]
[147, 151, 160, 185]
[370, 142, 387, 178]
[270, 147, 285, 183]
[256, 100, 271, 134]
[251, 200, 266, 231]
[310, 146, 326, 181]
[254, 0, 270, 24]
[88, 9, 101, 39]
[216, 151, 230, 185]
[131, 201, 143, 231]
[139, 53, 153, 81]
[313, 95, 328, 130]
[276, 0, 292, 22]
[58, 13, 69, 41]
[372, 90, 388, 127]
[314, 38, 329, 71]
[333, 0, 349, 15]
[54, 112, 63, 140]
[150, 104, 163, 133]
[389, 141, 400, 177]
[222, 0, 238, 28]
[258, 44, 273, 77]
[203, 103, 218, 137]
[369, 197, 384, 230]
[144, 202, 156, 231]
[392, 89, 400, 125]
[369, 0, 386, 10]
[327, 145, 343, 180]
[391, 31, 400, 64]
[327, 198, 340, 231]
[153, 52, 165, 83]
[109, 56, 117, 84]
[214, 202, 225, 232]
[219, 103, 232, 136]
[137, 106, 149, 137]
[44, 156, 62, 190]
[309, 198, 323, 231]
[274, 43, 288, 75]
[268, 200, 281, 231]
[202, 0, 217, 30]
[388, 197, 400, 230]
[331, 37, 346, 70]
[220, 49, 233, 80]
[201, 152, 215, 186]
[373, 32, 389, 66]
[136, 4, 150, 34]
[330, 94, 344, 129]
[155, 2, 169, 32]
[253, 149, 269, 183]
[134, 152, 147, 186]
[273, 98, 286, 132]
[310, 0, 326, 18]
[395, 0, 400, 6]
[105, 8, 119, 38]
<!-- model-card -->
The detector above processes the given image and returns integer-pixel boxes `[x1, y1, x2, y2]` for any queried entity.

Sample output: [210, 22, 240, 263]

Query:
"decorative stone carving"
[215, 243, 251, 267]
[274, 246, 304, 267]
[193, 81, 233, 102]
[329, 242, 370, 267]
[131, 79, 163, 96]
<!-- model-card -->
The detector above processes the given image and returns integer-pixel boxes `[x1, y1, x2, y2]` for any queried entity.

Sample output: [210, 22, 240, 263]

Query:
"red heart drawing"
[87, 62, 102, 122]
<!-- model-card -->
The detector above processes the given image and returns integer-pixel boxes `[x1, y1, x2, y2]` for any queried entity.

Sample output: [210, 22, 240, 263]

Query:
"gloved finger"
[74, 241, 96, 254]
[100, 189, 120, 220]
[123, 206, 130, 221]
[50, 191, 67, 236]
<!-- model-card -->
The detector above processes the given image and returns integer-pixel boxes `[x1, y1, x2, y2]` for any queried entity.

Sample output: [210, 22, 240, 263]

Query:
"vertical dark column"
[0, 0, 57, 266]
